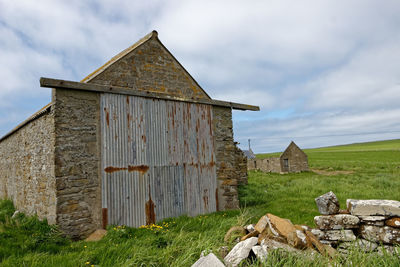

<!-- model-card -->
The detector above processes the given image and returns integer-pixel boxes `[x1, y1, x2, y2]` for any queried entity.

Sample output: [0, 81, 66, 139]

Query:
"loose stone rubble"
[191, 192, 400, 266]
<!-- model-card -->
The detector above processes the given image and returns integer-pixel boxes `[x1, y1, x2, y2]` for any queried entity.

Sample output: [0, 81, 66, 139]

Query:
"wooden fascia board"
[40, 77, 260, 111]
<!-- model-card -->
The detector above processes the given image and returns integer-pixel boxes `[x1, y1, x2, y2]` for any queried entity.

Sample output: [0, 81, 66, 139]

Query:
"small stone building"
[248, 141, 308, 173]
[0, 31, 258, 239]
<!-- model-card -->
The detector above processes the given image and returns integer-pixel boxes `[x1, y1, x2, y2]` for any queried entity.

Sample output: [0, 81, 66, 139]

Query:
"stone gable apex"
[81, 30, 211, 100]
[280, 141, 307, 158]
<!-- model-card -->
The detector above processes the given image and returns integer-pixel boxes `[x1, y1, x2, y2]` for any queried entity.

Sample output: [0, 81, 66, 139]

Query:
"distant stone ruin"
[247, 141, 309, 173]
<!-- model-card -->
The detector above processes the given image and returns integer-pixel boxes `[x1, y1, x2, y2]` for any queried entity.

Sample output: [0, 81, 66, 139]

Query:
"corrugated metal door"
[101, 93, 217, 227]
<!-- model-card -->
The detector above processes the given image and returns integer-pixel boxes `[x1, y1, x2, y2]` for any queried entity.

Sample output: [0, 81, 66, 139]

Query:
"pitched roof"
[242, 149, 256, 159]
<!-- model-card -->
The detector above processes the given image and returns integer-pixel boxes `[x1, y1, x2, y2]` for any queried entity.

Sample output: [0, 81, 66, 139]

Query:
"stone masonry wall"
[234, 146, 248, 185]
[0, 110, 56, 224]
[213, 106, 240, 211]
[53, 89, 102, 239]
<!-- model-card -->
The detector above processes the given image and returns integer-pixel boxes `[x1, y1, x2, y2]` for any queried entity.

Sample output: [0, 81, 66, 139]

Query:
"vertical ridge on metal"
[101, 93, 217, 227]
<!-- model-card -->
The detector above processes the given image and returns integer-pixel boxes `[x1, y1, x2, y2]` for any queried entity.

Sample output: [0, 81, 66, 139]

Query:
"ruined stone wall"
[53, 89, 102, 239]
[247, 157, 281, 173]
[213, 106, 239, 210]
[0, 110, 56, 224]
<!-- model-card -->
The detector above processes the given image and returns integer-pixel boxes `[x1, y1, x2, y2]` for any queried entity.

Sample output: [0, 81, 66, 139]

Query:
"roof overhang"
[40, 77, 260, 111]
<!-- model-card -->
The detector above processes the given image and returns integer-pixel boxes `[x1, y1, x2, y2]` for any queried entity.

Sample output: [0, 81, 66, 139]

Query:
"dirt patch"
[312, 169, 354, 176]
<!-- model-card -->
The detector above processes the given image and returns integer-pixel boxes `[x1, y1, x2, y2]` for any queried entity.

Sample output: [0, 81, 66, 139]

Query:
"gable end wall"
[87, 38, 209, 100]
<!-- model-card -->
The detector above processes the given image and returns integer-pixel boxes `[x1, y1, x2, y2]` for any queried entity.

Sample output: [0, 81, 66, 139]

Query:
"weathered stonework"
[83, 31, 209, 101]
[53, 89, 102, 239]
[213, 106, 239, 210]
[314, 214, 360, 230]
[0, 109, 56, 224]
[248, 157, 281, 172]
[234, 146, 248, 185]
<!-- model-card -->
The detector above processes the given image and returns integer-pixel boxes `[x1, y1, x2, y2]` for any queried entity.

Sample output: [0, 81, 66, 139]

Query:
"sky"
[1, 0, 399, 153]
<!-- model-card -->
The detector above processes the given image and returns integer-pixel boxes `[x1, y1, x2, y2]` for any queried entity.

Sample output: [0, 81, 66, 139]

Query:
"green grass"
[1, 139, 400, 266]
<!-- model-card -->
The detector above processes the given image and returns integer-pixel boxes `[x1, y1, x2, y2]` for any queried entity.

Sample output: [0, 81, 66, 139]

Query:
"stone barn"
[248, 141, 308, 173]
[0, 31, 259, 239]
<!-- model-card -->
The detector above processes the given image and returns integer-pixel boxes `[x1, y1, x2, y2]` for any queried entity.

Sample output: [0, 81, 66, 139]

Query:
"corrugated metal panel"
[101, 93, 216, 227]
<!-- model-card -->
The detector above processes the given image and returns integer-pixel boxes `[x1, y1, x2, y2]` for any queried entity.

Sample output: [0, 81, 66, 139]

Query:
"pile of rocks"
[312, 191, 400, 255]
[191, 192, 400, 267]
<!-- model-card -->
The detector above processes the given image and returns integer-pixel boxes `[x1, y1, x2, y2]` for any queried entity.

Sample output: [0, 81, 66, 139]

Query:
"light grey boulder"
[360, 225, 400, 244]
[311, 229, 356, 241]
[347, 199, 400, 217]
[224, 237, 258, 267]
[315, 192, 340, 215]
[192, 252, 225, 267]
[314, 214, 360, 230]
[251, 245, 268, 262]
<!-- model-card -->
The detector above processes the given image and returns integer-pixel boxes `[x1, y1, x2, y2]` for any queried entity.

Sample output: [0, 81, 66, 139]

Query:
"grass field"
[1, 139, 400, 266]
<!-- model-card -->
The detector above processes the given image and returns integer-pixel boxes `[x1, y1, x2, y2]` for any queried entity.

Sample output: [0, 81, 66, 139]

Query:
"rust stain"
[215, 188, 219, 212]
[127, 113, 131, 125]
[203, 189, 209, 211]
[104, 108, 110, 126]
[128, 165, 149, 174]
[145, 184, 156, 225]
[104, 166, 127, 173]
[126, 95, 130, 104]
[102, 208, 108, 229]
[142, 135, 146, 143]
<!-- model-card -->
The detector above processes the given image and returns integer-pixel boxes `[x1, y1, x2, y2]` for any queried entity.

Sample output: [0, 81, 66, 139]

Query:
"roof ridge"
[81, 30, 158, 83]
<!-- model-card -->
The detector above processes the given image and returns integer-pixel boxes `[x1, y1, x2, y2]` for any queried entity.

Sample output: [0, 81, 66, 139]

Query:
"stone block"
[315, 191, 340, 215]
[358, 215, 388, 222]
[359, 225, 400, 244]
[311, 229, 356, 241]
[224, 237, 258, 267]
[240, 230, 259, 241]
[314, 214, 360, 230]
[287, 229, 312, 249]
[85, 229, 107, 242]
[266, 213, 296, 239]
[254, 215, 269, 234]
[347, 199, 400, 217]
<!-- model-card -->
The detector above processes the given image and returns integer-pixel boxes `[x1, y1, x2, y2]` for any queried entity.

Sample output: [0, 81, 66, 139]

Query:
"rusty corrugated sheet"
[101, 93, 217, 227]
